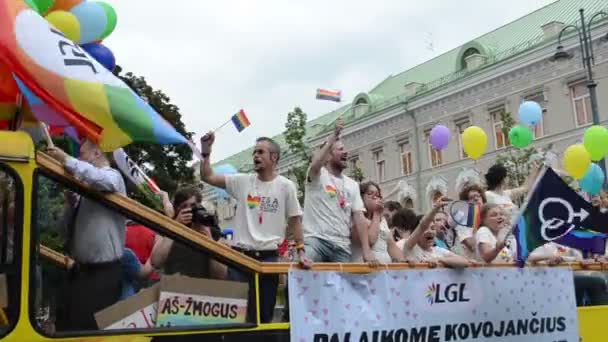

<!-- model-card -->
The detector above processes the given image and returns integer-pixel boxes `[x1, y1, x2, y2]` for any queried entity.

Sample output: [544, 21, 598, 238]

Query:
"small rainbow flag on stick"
[231, 109, 251, 132]
[316, 88, 341, 102]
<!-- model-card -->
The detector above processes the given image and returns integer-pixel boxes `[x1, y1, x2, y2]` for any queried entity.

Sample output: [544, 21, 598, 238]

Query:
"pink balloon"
[430, 124, 451, 150]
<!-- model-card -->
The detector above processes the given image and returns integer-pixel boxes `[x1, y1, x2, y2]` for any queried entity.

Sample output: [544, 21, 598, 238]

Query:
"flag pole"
[38, 122, 54, 148]
[212, 117, 233, 133]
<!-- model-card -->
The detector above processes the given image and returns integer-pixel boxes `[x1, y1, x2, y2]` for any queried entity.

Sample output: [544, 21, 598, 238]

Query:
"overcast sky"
[104, 0, 556, 162]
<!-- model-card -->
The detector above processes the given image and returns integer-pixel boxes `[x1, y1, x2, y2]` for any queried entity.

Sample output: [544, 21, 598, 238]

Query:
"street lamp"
[552, 8, 608, 182]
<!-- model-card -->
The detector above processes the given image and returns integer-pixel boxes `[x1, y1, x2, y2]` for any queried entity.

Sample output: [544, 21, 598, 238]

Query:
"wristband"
[295, 243, 305, 251]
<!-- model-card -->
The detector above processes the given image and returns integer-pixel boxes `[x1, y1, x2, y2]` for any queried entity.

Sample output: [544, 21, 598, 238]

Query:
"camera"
[191, 204, 222, 241]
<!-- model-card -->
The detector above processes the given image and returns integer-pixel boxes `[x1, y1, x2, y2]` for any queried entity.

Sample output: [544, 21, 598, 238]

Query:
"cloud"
[103, 0, 555, 162]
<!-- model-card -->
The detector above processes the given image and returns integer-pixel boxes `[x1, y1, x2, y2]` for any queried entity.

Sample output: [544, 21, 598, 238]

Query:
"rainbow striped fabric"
[0, 1, 187, 151]
[467, 204, 481, 229]
[231, 109, 250, 133]
[316, 88, 341, 102]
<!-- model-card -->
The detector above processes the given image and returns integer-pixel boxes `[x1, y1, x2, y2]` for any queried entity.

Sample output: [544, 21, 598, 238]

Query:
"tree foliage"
[284, 107, 311, 204]
[114, 66, 195, 200]
[349, 160, 365, 182]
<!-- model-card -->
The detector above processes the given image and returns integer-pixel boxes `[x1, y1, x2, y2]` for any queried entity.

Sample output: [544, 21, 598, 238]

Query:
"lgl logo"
[426, 282, 470, 305]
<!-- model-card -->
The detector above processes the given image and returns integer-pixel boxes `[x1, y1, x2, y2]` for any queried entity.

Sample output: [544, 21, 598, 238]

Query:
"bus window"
[0, 165, 21, 336]
[32, 171, 254, 337]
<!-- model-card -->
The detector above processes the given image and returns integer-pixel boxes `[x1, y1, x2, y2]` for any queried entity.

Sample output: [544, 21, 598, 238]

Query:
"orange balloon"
[49, 0, 83, 12]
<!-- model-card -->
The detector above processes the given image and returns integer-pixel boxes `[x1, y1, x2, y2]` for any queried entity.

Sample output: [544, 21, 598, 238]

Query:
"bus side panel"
[578, 306, 608, 342]
[150, 330, 289, 342]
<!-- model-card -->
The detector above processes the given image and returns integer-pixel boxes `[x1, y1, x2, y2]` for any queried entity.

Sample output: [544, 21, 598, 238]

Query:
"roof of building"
[210, 0, 608, 171]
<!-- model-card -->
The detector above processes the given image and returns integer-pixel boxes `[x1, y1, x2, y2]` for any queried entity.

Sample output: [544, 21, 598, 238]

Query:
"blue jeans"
[228, 254, 278, 324]
[304, 236, 351, 262]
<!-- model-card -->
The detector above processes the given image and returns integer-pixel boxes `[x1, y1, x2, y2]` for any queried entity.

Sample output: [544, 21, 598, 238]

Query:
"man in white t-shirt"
[199, 133, 312, 323]
[302, 119, 377, 263]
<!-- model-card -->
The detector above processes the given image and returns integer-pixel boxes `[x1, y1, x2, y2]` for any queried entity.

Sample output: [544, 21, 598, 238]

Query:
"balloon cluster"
[26, 0, 118, 71]
[507, 101, 542, 149]
[562, 125, 608, 194]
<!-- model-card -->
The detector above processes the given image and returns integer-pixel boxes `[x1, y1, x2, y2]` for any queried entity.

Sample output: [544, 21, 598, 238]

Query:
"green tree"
[284, 107, 311, 204]
[495, 111, 552, 188]
[349, 161, 365, 182]
[114, 66, 195, 203]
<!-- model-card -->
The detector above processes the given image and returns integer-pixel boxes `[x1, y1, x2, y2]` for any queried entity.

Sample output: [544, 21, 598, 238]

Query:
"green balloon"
[97, 2, 117, 40]
[583, 125, 608, 161]
[24, 0, 39, 13]
[32, 0, 54, 14]
[508, 125, 533, 148]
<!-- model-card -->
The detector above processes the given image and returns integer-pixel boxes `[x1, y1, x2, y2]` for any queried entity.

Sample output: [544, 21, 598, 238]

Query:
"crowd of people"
[40, 119, 608, 331]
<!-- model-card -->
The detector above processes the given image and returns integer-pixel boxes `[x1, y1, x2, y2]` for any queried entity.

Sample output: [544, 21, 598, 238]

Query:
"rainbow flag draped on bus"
[513, 167, 608, 263]
[0, 1, 187, 151]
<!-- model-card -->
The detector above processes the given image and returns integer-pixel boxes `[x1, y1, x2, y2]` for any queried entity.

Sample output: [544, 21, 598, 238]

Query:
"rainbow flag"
[316, 88, 341, 102]
[0, 2, 188, 151]
[467, 204, 481, 229]
[231, 109, 250, 133]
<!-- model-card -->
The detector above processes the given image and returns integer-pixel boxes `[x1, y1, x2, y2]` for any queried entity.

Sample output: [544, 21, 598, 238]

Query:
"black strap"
[65, 195, 81, 256]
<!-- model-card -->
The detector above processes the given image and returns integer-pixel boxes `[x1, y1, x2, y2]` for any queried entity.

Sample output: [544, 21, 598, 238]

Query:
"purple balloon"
[430, 124, 451, 150]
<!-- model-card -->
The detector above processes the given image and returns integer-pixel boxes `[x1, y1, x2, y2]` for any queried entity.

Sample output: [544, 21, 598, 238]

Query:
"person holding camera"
[151, 186, 227, 279]
[199, 133, 312, 323]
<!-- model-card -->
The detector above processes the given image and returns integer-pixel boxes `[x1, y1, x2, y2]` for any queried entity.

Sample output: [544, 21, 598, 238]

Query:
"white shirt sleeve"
[225, 174, 249, 200]
[476, 227, 495, 246]
[64, 157, 125, 194]
[285, 179, 303, 218]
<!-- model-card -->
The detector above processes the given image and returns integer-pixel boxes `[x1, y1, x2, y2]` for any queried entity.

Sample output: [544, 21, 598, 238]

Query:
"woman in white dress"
[351, 181, 405, 263]
[484, 163, 539, 226]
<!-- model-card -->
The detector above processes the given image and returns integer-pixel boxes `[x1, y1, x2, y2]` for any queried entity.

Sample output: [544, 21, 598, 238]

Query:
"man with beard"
[302, 119, 377, 263]
[199, 133, 312, 323]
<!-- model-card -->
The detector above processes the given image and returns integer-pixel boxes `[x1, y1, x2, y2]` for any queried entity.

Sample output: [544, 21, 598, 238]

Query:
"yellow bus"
[0, 130, 605, 341]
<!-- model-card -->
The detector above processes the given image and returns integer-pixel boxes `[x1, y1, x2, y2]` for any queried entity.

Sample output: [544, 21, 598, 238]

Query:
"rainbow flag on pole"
[231, 109, 250, 132]
[0, 1, 188, 151]
[316, 88, 341, 102]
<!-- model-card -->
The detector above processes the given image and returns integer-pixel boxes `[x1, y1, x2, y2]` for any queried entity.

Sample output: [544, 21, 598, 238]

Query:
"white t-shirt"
[475, 226, 517, 263]
[226, 174, 302, 251]
[303, 167, 364, 253]
[529, 243, 583, 262]
[351, 218, 392, 263]
[485, 190, 518, 224]
[403, 244, 456, 262]
[451, 225, 475, 259]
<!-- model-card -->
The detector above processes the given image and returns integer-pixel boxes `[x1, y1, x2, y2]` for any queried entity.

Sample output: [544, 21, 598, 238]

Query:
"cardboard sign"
[156, 274, 248, 327]
[95, 283, 160, 330]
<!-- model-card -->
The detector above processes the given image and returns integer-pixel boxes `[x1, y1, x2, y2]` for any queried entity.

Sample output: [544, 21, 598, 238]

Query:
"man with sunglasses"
[199, 132, 312, 323]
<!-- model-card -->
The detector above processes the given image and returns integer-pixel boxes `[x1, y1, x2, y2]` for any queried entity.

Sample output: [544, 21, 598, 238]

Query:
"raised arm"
[308, 119, 343, 182]
[199, 132, 227, 189]
[509, 162, 540, 200]
[403, 197, 450, 251]
[65, 157, 124, 193]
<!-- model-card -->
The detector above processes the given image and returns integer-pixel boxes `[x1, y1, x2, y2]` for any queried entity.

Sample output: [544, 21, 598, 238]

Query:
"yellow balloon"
[462, 126, 487, 160]
[563, 144, 591, 180]
[45, 10, 80, 42]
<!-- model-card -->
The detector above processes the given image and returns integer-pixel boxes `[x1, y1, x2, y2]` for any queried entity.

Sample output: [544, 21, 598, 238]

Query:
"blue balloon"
[579, 163, 605, 195]
[519, 101, 543, 126]
[212, 164, 238, 199]
[71, 2, 108, 44]
[81, 43, 115, 71]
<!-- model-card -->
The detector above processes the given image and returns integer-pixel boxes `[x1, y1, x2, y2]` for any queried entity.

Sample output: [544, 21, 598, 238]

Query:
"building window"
[524, 91, 547, 138]
[349, 156, 359, 170]
[373, 149, 385, 182]
[570, 82, 592, 127]
[454, 117, 471, 159]
[425, 131, 443, 167]
[398, 141, 414, 176]
[490, 105, 507, 149]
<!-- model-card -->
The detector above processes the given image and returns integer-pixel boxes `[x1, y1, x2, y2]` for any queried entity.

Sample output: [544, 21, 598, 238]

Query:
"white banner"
[289, 268, 578, 342]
